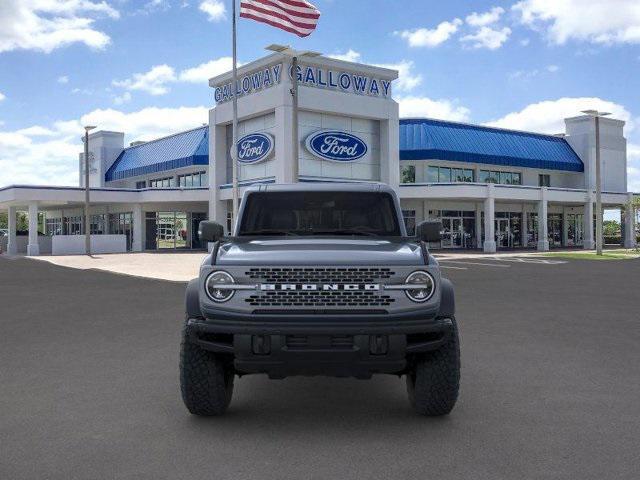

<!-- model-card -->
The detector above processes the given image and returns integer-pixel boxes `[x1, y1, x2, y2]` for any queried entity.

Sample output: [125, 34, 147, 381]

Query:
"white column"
[537, 187, 549, 251]
[624, 194, 636, 248]
[7, 206, 17, 254]
[27, 203, 40, 256]
[522, 205, 528, 248]
[132, 204, 143, 252]
[562, 207, 569, 247]
[475, 203, 483, 249]
[274, 103, 295, 184]
[583, 195, 595, 249]
[483, 185, 496, 253]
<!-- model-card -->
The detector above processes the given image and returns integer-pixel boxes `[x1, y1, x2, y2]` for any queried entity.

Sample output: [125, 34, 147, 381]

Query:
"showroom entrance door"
[442, 217, 463, 248]
[496, 218, 512, 248]
[567, 214, 584, 246]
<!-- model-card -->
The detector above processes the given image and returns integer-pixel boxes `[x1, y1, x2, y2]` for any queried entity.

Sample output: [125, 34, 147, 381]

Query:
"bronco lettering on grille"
[259, 284, 380, 291]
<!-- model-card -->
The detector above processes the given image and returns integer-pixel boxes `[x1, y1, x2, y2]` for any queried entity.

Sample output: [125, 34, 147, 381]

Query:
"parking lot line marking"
[438, 260, 511, 268]
[484, 257, 567, 265]
[440, 265, 468, 270]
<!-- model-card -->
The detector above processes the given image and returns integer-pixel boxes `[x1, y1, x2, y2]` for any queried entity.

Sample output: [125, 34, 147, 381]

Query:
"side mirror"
[198, 221, 224, 243]
[416, 220, 442, 243]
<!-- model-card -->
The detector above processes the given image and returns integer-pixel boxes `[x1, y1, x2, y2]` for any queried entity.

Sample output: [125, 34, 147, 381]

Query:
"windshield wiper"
[240, 229, 299, 236]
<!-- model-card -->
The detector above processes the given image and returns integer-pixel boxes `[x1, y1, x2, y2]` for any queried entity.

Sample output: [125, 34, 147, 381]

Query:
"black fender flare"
[437, 277, 455, 319]
[185, 278, 203, 319]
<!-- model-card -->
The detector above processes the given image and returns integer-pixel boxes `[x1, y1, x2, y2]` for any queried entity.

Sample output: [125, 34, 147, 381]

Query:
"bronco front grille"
[244, 267, 397, 308]
[245, 290, 395, 307]
[245, 267, 395, 283]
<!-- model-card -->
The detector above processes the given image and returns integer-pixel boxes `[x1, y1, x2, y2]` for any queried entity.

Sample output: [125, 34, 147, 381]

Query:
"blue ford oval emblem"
[234, 133, 274, 164]
[305, 130, 368, 162]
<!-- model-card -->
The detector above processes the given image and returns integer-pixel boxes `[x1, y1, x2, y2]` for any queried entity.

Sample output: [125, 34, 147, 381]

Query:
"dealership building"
[0, 52, 637, 255]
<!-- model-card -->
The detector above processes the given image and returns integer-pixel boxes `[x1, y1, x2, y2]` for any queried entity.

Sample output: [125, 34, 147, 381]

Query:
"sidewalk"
[18, 252, 206, 282]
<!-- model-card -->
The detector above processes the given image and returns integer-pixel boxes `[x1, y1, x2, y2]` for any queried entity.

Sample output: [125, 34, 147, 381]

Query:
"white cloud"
[0, 105, 209, 187]
[373, 60, 422, 93]
[485, 97, 633, 134]
[199, 0, 226, 21]
[466, 6, 505, 27]
[179, 57, 234, 83]
[57, 75, 69, 84]
[513, 0, 640, 45]
[520, 38, 530, 46]
[0, 91, 5, 102]
[509, 64, 560, 81]
[113, 91, 132, 105]
[0, 0, 119, 54]
[461, 26, 511, 50]
[328, 50, 362, 63]
[113, 64, 177, 95]
[397, 96, 471, 122]
[396, 19, 462, 48]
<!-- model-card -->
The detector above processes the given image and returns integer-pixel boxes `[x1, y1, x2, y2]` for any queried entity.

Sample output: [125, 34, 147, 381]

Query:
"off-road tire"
[406, 317, 460, 416]
[180, 320, 234, 416]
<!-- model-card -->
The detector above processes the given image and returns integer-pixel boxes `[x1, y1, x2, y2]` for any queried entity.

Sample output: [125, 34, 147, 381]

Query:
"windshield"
[238, 191, 402, 237]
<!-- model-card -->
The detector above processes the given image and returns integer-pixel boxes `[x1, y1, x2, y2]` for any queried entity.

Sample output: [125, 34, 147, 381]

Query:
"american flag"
[240, 0, 321, 38]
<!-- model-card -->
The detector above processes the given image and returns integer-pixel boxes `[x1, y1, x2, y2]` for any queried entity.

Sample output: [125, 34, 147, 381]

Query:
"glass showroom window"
[45, 218, 63, 236]
[136, 181, 146, 189]
[402, 210, 416, 235]
[149, 177, 175, 188]
[539, 174, 551, 187]
[401, 165, 416, 183]
[479, 170, 521, 185]
[178, 171, 207, 188]
[427, 166, 474, 183]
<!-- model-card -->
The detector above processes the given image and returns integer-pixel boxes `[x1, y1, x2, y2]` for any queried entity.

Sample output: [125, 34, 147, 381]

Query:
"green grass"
[543, 250, 640, 260]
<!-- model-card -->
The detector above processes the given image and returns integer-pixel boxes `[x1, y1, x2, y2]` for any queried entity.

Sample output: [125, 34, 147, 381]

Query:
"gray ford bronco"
[181, 183, 459, 416]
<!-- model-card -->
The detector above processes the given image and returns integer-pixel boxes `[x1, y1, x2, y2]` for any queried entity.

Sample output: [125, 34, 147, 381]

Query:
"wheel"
[180, 319, 234, 416]
[406, 317, 460, 416]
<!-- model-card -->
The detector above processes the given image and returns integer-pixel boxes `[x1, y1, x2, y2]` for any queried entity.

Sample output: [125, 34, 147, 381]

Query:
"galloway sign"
[214, 64, 283, 103]
[305, 130, 368, 163]
[213, 61, 394, 104]
[234, 133, 275, 164]
[292, 64, 392, 99]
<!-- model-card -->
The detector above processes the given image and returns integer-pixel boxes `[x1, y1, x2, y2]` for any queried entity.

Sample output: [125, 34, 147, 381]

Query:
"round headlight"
[205, 271, 235, 302]
[405, 271, 435, 303]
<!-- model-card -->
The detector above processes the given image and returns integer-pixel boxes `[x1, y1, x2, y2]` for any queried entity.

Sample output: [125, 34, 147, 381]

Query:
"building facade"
[1, 52, 637, 255]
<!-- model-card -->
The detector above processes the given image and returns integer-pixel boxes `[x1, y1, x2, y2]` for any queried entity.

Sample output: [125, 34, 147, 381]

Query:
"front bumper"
[185, 315, 454, 378]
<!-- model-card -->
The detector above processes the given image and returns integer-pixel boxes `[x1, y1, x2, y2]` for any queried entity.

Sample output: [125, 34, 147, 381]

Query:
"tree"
[603, 220, 620, 237]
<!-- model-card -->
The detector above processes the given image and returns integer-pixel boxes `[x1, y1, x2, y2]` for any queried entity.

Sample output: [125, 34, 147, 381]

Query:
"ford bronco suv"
[181, 183, 459, 416]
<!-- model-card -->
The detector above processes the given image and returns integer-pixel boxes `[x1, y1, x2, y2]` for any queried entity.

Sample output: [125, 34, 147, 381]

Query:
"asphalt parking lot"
[1, 256, 639, 479]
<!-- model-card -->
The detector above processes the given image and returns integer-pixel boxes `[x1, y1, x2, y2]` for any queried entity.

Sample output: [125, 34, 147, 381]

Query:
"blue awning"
[399, 118, 583, 172]
[105, 126, 209, 181]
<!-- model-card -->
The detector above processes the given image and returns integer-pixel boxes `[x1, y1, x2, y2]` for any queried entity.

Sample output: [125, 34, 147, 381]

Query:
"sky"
[1, 0, 639, 195]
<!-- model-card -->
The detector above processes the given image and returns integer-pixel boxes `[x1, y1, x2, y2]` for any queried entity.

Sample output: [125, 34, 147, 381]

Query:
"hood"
[216, 237, 424, 266]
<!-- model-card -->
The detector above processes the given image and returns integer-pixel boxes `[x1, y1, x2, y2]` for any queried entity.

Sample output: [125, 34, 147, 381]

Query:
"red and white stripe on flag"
[240, 0, 320, 38]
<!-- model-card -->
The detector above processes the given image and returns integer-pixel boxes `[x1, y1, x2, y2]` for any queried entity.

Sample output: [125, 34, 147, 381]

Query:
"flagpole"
[231, 0, 239, 226]
[291, 55, 299, 183]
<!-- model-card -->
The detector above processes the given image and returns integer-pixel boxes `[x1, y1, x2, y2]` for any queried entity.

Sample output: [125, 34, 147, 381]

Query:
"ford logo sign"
[233, 133, 274, 164]
[305, 130, 368, 162]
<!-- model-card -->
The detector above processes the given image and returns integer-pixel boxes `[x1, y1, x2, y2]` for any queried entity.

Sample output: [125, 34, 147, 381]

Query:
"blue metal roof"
[105, 126, 209, 181]
[399, 118, 583, 172]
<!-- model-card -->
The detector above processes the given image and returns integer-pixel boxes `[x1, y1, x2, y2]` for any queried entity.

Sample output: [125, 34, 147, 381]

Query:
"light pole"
[266, 44, 320, 183]
[83, 125, 96, 255]
[581, 110, 610, 256]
